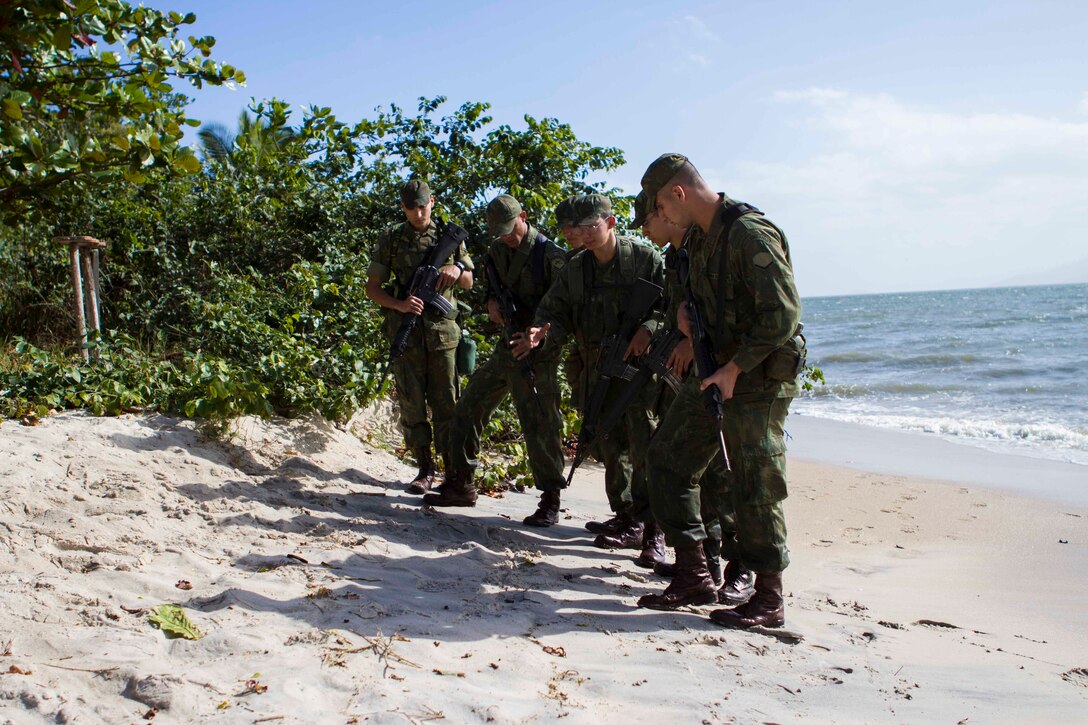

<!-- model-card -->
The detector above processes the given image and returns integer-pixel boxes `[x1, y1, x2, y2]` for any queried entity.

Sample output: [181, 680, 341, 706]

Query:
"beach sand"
[0, 411, 1085, 723]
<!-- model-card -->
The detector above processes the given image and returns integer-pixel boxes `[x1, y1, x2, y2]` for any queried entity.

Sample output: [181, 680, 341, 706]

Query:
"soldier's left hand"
[701, 360, 741, 400]
[667, 338, 694, 376]
[624, 326, 652, 360]
[436, 264, 462, 291]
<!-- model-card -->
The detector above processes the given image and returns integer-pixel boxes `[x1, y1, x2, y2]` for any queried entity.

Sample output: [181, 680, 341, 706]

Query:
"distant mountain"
[995, 255, 1088, 288]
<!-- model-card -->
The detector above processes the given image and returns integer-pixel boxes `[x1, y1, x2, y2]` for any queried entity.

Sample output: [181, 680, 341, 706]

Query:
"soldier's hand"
[399, 295, 425, 315]
[701, 360, 741, 400]
[435, 264, 462, 291]
[511, 323, 550, 359]
[677, 302, 692, 337]
[668, 338, 694, 376]
[486, 298, 503, 326]
[624, 326, 652, 360]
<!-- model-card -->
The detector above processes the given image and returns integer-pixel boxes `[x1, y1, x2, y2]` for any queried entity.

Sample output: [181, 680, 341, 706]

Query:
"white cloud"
[727, 89, 1088, 295]
[1080, 91, 1088, 114]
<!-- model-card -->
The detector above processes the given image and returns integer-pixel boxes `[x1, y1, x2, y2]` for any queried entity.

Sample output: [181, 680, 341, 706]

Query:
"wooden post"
[67, 242, 88, 361]
[53, 236, 107, 363]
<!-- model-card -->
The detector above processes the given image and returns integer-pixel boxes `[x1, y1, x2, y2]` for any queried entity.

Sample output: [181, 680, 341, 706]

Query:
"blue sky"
[174, 0, 1088, 296]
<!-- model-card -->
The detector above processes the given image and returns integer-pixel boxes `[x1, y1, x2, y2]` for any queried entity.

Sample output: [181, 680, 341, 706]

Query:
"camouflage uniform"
[647, 195, 802, 574]
[367, 220, 473, 457]
[447, 225, 567, 490]
[534, 236, 665, 518]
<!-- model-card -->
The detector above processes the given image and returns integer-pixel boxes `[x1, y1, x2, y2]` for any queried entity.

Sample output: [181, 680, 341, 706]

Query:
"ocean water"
[793, 283, 1088, 467]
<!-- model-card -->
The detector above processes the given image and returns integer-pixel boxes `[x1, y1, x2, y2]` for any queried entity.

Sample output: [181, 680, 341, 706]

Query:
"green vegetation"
[1, 1, 820, 489]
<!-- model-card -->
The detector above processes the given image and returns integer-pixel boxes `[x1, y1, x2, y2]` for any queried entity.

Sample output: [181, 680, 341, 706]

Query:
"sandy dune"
[1, 412, 1085, 723]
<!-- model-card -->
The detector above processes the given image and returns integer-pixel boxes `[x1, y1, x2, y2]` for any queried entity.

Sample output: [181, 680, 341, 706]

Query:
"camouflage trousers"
[588, 376, 660, 519]
[655, 382, 732, 555]
[448, 349, 566, 492]
[647, 376, 791, 573]
[390, 317, 460, 457]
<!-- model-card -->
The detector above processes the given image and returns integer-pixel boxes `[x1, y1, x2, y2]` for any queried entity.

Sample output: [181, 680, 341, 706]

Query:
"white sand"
[1, 411, 1085, 723]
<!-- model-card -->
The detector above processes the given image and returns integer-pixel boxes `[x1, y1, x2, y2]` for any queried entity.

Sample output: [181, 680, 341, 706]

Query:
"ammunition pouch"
[763, 329, 807, 383]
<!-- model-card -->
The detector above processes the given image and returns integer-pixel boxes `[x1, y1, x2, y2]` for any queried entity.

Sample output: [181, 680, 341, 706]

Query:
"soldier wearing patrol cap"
[512, 193, 665, 551]
[635, 154, 804, 629]
[365, 179, 475, 494]
[424, 194, 568, 526]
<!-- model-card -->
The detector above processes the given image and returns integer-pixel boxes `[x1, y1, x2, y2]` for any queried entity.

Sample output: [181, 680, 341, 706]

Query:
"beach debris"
[5, 664, 31, 675]
[175, 580, 192, 591]
[1061, 667, 1088, 688]
[235, 678, 268, 696]
[142, 707, 158, 720]
[542, 645, 567, 658]
[916, 619, 958, 629]
[286, 553, 309, 563]
[148, 604, 204, 640]
[121, 605, 146, 615]
[878, 620, 905, 629]
[19, 414, 39, 426]
[1058, 539, 1068, 544]
[432, 668, 465, 677]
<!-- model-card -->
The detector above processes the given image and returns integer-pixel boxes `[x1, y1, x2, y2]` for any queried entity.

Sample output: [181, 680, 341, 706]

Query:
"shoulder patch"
[752, 251, 774, 268]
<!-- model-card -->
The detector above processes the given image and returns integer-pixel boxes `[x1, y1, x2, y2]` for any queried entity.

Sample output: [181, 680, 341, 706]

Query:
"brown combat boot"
[422, 468, 477, 507]
[634, 521, 666, 569]
[653, 560, 677, 578]
[585, 513, 626, 535]
[709, 571, 784, 628]
[523, 490, 561, 527]
[717, 560, 756, 606]
[636, 543, 718, 610]
[593, 514, 643, 550]
[405, 446, 436, 494]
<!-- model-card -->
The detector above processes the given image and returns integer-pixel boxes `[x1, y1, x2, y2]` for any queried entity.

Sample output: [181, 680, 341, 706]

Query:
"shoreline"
[787, 413, 1088, 507]
[1, 412, 1085, 722]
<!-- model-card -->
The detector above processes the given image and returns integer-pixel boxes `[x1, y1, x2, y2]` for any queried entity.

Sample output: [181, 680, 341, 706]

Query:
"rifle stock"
[483, 257, 545, 415]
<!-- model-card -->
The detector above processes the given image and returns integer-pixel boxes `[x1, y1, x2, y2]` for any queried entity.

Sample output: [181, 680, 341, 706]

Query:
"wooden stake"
[68, 243, 88, 362]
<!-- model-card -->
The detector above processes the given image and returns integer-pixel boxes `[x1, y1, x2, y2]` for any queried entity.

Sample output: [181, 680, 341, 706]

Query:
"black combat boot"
[523, 490, 561, 527]
[637, 542, 718, 610]
[717, 560, 756, 606]
[709, 571, 784, 628]
[422, 469, 477, 507]
[593, 513, 643, 550]
[585, 513, 626, 535]
[634, 521, 666, 569]
[704, 537, 724, 589]
[405, 446, 436, 494]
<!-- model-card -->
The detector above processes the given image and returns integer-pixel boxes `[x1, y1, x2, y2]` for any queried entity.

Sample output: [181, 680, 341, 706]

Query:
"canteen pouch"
[456, 330, 477, 376]
[763, 328, 807, 383]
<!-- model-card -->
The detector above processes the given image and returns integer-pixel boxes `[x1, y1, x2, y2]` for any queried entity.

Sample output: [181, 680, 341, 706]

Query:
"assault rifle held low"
[678, 248, 731, 472]
[483, 256, 544, 415]
[565, 277, 663, 486]
[376, 218, 470, 393]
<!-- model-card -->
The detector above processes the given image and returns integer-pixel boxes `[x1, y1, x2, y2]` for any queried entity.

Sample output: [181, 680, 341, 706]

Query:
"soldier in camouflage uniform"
[554, 196, 588, 414]
[513, 194, 665, 550]
[365, 180, 474, 494]
[635, 155, 805, 629]
[634, 190, 755, 603]
[424, 195, 569, 526]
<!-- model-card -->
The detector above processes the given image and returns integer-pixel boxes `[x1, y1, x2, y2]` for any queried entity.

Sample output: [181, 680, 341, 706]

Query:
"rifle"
[483, 256, 545, 415]
[677, 248, 731, 472]
[376, 218, 470, 393]
[565, 277, 663, 486]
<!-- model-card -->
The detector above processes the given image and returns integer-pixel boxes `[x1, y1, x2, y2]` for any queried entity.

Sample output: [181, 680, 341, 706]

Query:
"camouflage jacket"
[367, 220, 474, 325]
[533, 235, 665, 363]
[689, 195, 802, 395]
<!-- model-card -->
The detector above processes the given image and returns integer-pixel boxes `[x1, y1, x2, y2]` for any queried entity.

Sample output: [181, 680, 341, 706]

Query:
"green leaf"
[2, 98, 23, 121]
[148, 604, 204, 640]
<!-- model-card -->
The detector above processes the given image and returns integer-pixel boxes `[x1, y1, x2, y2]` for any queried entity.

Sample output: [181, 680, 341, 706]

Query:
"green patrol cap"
[571, 193, 613, 226]
[400, 179, 431, 207]
[554, 196, 577, 228]
[486, 194, 523, 235]
[629, 190, 650, 229]
[640, 153, 688, 199]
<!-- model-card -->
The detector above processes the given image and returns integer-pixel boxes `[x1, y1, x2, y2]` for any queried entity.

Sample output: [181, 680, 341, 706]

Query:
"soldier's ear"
[605, 215, 617, 230]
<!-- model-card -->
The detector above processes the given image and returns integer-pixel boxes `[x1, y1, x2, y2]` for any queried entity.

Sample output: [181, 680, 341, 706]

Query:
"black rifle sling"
[530, 232, 551, 288]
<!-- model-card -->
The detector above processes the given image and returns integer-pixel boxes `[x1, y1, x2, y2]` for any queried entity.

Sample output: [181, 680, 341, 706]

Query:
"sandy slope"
[0, 412, 1085, 724]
